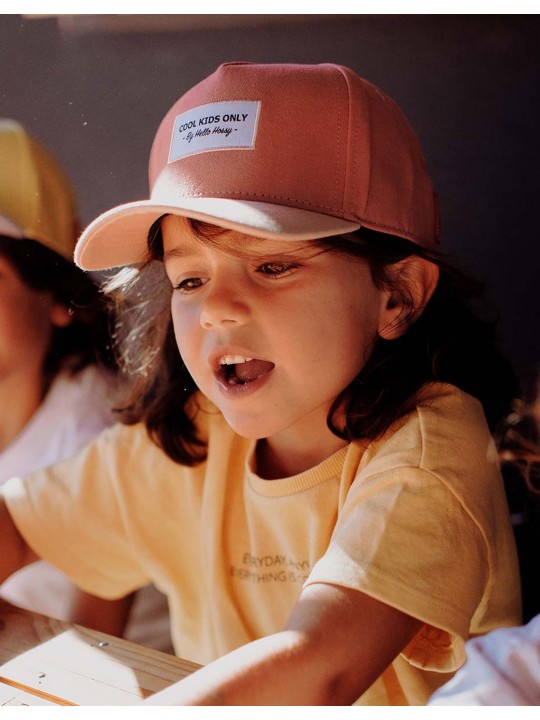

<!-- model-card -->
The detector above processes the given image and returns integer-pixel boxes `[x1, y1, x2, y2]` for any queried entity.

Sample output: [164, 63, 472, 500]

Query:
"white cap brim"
[74, 197, 361, 270]
[0, 214, 24, 239]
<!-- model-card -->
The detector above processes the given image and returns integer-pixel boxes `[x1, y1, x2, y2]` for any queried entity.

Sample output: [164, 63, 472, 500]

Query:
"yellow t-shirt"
[2, 383, 521, 705]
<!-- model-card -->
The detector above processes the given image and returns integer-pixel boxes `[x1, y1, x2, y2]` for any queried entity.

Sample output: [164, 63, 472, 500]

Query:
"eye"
[174, 277, 206, 293]
[256, 261, 299, 277]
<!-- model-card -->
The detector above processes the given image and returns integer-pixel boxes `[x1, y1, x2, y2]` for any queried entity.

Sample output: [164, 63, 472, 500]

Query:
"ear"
[378, 257, 439, 340]
[49, 302, 73, 328]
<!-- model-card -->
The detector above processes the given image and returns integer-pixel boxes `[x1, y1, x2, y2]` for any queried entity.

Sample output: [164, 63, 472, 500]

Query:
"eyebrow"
[162, 237, 318, 264]
[162, 237, 266, 263]
[162, 246, 197, 262]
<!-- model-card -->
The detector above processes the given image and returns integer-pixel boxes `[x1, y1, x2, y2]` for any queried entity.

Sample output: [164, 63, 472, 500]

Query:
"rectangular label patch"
[169, 101, 260, 162]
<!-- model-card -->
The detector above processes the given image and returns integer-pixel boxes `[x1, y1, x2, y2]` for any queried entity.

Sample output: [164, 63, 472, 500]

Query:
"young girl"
[0, 120, 171, 651]
[0, 63, 521, 705]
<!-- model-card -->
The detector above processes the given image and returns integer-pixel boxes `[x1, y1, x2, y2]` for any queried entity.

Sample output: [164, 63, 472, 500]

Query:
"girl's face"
[0, 254, 62, 384]
[162, 216, 390, 466]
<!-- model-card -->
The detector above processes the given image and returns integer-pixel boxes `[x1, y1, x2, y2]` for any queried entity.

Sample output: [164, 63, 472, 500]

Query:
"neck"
[0, 367, 48, 453]
[255, 428, 348, 480]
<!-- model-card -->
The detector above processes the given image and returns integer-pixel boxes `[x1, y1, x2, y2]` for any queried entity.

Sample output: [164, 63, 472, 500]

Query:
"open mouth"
[218, 355, 275, 386]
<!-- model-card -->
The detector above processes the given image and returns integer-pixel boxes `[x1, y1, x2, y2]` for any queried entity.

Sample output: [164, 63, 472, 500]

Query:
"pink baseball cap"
[75, 62, 439, 270]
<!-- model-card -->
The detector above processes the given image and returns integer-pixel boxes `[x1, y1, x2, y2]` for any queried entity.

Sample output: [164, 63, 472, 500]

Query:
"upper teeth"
[220, 355, 253, 365]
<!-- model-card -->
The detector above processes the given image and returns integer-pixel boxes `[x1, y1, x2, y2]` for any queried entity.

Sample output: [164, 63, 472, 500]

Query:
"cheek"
[170, 297, 201, 364]
[18, 288, 52, 326]
[321, 296, 382, 376]
[24, 305, 56, 347]
[0, 295, 54, 359]
[0, 307, 14, 346]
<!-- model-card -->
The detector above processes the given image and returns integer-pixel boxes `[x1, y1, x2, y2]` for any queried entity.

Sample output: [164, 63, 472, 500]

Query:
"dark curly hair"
[0, 235, 116, 384]
[105, 216, 519, 466]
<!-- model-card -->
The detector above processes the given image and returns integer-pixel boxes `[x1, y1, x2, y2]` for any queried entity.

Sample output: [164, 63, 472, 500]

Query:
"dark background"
[1, 14, 538, 383]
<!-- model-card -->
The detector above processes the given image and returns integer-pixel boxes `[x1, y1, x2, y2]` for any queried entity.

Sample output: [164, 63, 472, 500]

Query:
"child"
[0, 63, 522, 705]
[0, 120, 171, 651]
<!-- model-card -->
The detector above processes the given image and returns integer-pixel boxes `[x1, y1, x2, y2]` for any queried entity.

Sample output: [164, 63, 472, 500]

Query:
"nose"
[199, 281, 250, 330]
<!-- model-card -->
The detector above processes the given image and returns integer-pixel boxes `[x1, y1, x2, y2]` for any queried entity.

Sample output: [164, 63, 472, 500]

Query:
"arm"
[145, 582, 422, 706]
[68, 589, 136, 637]
[0, 495, 38, 581]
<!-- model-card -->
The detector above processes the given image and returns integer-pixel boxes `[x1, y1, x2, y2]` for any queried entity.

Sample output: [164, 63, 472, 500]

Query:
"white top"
[429, 614, 540, 705]
[0, 365, 115, 484]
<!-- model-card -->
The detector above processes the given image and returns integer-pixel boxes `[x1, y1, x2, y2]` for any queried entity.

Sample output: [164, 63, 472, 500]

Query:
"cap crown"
[148, 62, 438, 247]
[0, 119, 78, 260]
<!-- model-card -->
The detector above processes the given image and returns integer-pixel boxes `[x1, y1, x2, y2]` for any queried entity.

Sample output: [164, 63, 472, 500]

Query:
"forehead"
[161, 214, 318, 260]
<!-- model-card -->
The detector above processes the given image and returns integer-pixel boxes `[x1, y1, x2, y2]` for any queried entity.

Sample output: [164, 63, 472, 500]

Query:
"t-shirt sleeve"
[2, 425, 150, 599]
[304, 465, 489, 672]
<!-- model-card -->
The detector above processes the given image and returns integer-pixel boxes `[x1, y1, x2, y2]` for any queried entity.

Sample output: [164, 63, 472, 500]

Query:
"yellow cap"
[0, 119, 78, 261]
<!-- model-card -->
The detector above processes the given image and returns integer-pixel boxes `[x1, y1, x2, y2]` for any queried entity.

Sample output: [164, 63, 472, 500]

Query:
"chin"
[223, 419, 268, 440]
[216, 409, 272, 440]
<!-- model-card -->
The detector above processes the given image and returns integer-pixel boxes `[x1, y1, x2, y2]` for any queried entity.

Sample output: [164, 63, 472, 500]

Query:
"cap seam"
[334, 73, 343, 213]
[332, 65, 363, 218]
[363, 86, 374, 215]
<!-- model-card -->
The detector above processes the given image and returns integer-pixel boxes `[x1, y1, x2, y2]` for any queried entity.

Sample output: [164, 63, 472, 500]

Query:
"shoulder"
[348, 382, 509, 558]
[49, 364, 113, 397]
[90, 392, 233, 464]
[92, 420, 163, 462]
[44, 366, 115, 423]
[415, 381, 490, 441]
[358, 383, 496, 480]
[0, 367, 118, 480]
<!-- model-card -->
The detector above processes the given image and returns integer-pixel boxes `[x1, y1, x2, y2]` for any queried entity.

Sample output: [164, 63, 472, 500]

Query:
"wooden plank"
[0, 599, 200, 705]
[0, 676, 75, 705]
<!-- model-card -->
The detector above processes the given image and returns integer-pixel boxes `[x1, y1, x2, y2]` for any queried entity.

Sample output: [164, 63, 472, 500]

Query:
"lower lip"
[215, 368, 274, 397]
